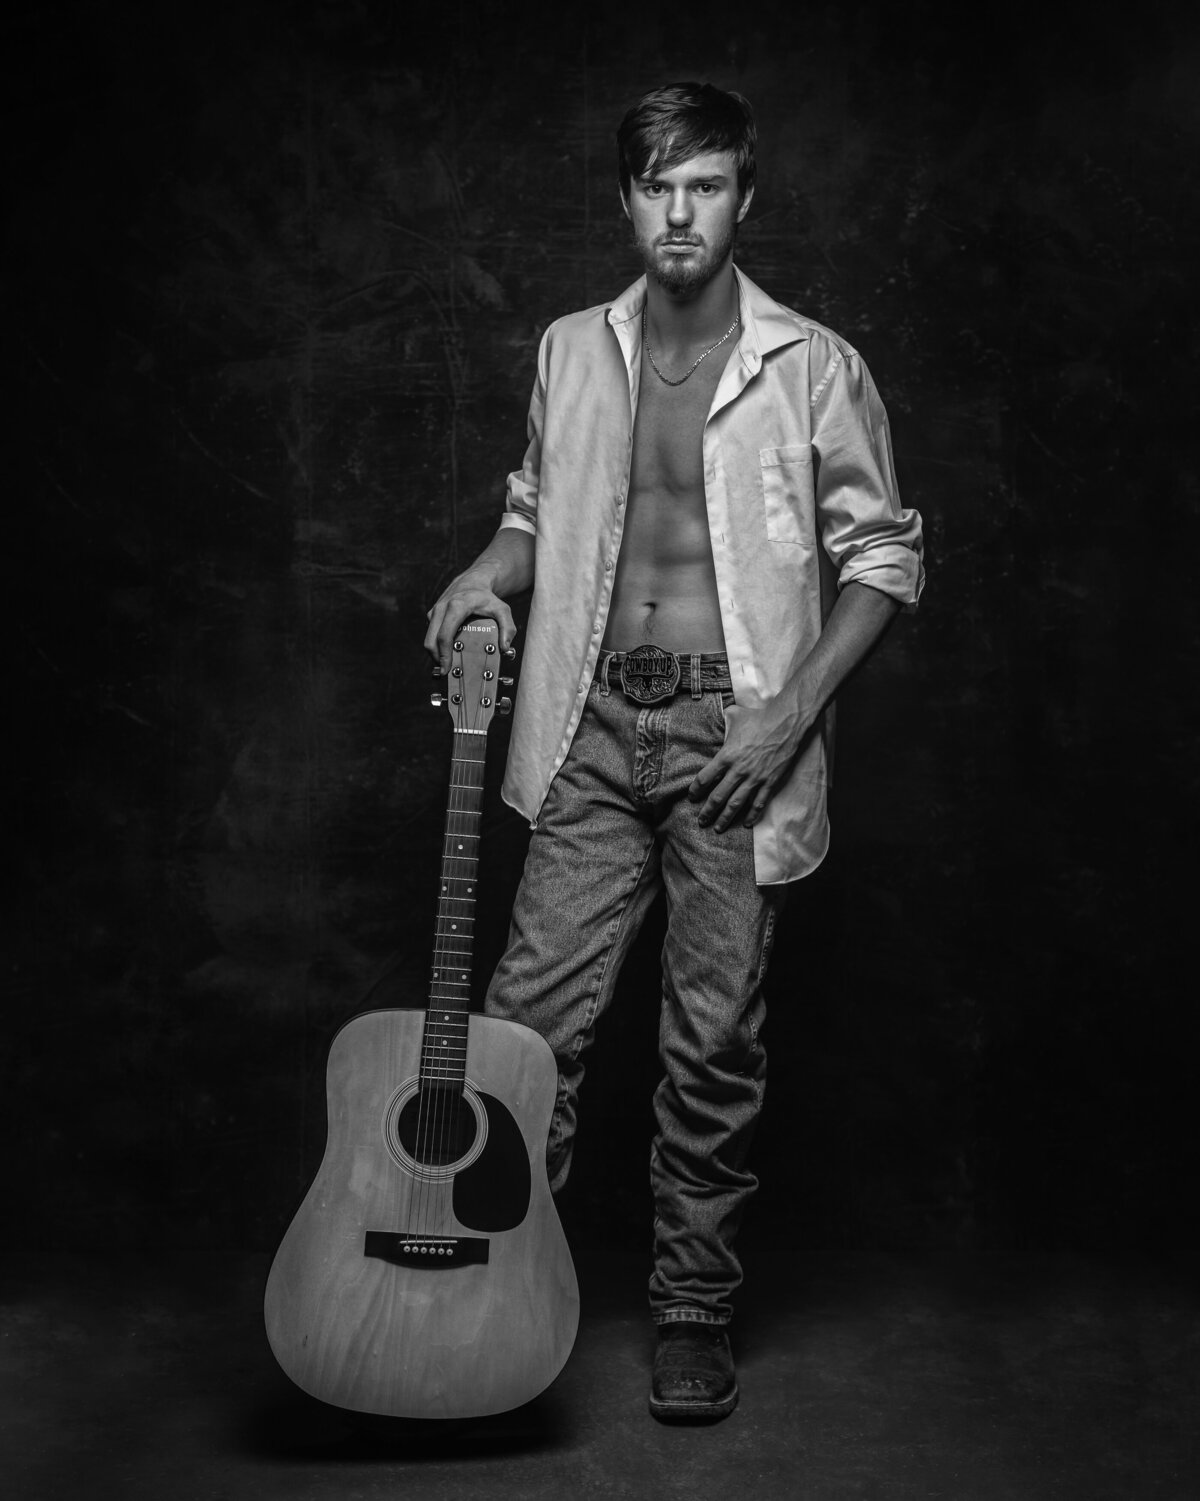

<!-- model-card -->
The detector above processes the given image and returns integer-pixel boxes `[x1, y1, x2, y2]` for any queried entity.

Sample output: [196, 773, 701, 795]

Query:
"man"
[424, 82, 924, 1423]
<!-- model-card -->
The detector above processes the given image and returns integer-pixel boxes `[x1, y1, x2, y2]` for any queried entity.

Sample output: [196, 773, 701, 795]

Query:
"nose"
[667, 187, 692, 227]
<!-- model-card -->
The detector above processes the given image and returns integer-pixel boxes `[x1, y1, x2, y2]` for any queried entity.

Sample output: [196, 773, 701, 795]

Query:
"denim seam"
[633, 705, 668, 802]
[653, 1309, 730, 1327]
[757, 904, 778, 982]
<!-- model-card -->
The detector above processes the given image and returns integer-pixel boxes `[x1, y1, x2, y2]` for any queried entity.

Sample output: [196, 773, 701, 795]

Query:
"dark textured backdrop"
[7, 0, 1198, 1257]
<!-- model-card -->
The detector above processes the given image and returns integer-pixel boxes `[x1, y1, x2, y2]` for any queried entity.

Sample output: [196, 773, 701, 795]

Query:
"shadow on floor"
[2, 1248, 1197, 1500]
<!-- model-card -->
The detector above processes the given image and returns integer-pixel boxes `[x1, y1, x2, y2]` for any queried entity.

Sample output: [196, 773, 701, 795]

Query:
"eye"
[641, 182, 666, 196]
[694, 183, 718, 195]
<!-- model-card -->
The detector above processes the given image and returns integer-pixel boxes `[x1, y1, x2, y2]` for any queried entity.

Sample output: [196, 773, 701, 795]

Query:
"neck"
[644, 260, 739, 349]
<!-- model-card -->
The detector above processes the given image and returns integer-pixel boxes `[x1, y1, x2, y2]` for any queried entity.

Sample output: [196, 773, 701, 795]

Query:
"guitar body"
[265, 1006, 579, 1418]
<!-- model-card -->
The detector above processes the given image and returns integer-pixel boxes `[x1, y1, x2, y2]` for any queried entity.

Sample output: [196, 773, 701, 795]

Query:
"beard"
[634, 216, 738, 296]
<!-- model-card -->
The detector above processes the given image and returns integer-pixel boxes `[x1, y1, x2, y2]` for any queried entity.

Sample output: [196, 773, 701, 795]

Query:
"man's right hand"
[423, 572, 518, 675]
[422, 526, 534, 673]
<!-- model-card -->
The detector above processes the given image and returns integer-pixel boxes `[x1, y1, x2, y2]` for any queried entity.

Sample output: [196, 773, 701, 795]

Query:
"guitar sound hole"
[396, 1088, 478, 1167]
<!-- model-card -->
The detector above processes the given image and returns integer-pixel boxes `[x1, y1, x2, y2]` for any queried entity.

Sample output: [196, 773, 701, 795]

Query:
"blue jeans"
[485, 671, 783, 1325]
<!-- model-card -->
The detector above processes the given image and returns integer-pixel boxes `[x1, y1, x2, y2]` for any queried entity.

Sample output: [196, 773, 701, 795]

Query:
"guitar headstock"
[431, 618, 514, 734]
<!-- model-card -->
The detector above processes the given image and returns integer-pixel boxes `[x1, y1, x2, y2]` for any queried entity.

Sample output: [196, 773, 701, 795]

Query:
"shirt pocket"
[759, 443, 815, 547]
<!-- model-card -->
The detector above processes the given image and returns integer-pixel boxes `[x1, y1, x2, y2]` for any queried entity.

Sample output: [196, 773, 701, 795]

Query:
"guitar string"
[420, 704, 456, 1242]
[419, 646, 487, 1243]
[438, 692, 471, 1235]
[431, 693, 457, 1240]
[415, 672, 460, 1242]
[434, 691, 470, 1236]
[439, 688, 485, 1234]
[431, 688, 471, 1238]
[455, 678, 491, 1225]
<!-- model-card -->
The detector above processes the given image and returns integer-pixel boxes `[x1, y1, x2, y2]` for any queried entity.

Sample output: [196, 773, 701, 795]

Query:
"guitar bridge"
[364, 1232, 490, 1267]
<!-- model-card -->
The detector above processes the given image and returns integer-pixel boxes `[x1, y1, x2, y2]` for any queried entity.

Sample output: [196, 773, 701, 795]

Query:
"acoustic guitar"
[264, 618, 579, 1417]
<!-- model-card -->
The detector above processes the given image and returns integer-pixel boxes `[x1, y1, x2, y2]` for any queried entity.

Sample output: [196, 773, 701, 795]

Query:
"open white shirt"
[498, 265, 924, 884]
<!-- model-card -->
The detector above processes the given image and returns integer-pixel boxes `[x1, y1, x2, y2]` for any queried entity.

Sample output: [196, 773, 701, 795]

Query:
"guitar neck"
[423, 727, 487, 1087]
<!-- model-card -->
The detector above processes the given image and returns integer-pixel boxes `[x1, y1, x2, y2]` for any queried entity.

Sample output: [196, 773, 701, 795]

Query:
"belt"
[594, 646, 732, 705]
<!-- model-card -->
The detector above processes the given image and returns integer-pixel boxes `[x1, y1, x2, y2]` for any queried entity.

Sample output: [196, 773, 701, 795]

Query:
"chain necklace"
[643, 306, 741, 386]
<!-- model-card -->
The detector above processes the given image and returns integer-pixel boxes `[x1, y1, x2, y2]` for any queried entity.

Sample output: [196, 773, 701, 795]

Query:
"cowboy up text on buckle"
[618, 644, 681, 705]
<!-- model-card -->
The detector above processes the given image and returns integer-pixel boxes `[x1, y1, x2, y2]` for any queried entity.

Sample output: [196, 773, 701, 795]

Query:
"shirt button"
[616, 494, 625, 506]
[605, 560, 613, 572]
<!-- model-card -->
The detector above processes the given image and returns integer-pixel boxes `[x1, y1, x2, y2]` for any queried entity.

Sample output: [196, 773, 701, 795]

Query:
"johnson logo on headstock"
[432, 618, 513, 734]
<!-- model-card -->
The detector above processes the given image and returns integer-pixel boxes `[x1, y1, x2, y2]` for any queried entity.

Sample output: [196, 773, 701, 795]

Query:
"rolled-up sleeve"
[500, 328, 549, 536]
[812, 349, 924, 606]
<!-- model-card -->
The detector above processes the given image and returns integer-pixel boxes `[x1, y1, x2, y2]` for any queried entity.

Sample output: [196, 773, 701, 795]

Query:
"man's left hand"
[688, 699, 813, 833]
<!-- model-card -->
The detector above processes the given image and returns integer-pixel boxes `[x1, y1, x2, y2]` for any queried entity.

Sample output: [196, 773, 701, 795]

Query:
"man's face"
[622, 149, 753, 297]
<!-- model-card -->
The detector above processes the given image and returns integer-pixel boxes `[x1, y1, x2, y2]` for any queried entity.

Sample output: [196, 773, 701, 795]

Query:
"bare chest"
[629, 343, 732, 498]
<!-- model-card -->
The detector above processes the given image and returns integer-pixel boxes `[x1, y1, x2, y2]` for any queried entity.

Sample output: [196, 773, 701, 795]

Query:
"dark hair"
[616, 82, 757, 203]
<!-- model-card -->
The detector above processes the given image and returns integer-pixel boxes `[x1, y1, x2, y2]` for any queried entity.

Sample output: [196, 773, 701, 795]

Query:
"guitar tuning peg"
[499, 676, 514, 687]
[497, 697, 512, 717]
[430, 692, 444, 708]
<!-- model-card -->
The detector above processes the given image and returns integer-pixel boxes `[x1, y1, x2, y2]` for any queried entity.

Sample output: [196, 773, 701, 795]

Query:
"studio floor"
[3, 1248, 1196, 1500]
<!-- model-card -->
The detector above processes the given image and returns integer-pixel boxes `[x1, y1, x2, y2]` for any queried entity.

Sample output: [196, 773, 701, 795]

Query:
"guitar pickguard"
[452, 1091, 532, 1232]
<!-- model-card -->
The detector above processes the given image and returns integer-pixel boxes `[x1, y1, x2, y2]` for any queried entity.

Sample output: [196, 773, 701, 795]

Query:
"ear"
[736, 182, 755, 223]
[619, 185, 632, 221]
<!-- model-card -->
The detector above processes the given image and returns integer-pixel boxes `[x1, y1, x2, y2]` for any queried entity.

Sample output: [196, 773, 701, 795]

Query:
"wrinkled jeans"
[485, 673, 783, 1325]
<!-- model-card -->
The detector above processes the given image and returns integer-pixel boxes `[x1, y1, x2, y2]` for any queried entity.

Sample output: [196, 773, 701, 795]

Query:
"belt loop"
[690, 652, 702, 699]
[598, 650, 614, 697]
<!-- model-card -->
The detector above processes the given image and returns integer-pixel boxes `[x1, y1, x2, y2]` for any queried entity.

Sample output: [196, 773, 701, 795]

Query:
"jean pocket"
[759, 443, 815, 546]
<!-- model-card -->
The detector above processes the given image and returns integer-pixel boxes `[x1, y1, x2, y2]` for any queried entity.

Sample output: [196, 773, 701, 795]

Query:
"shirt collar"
[605, 263, 810, 374]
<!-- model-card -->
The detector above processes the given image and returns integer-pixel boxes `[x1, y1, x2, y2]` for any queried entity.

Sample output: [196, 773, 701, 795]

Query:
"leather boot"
[649, 1319, 738, 1423]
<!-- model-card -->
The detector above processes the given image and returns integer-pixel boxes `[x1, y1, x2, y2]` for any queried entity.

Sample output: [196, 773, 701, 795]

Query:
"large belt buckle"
[618, 644, 681, 705]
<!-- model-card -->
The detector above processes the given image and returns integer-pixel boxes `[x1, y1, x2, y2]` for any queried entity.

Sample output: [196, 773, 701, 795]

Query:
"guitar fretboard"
[423, 730, 487, 1088]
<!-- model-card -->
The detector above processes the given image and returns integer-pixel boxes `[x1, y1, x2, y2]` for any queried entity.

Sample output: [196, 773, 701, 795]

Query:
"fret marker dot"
[457, 842, 463, 850]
